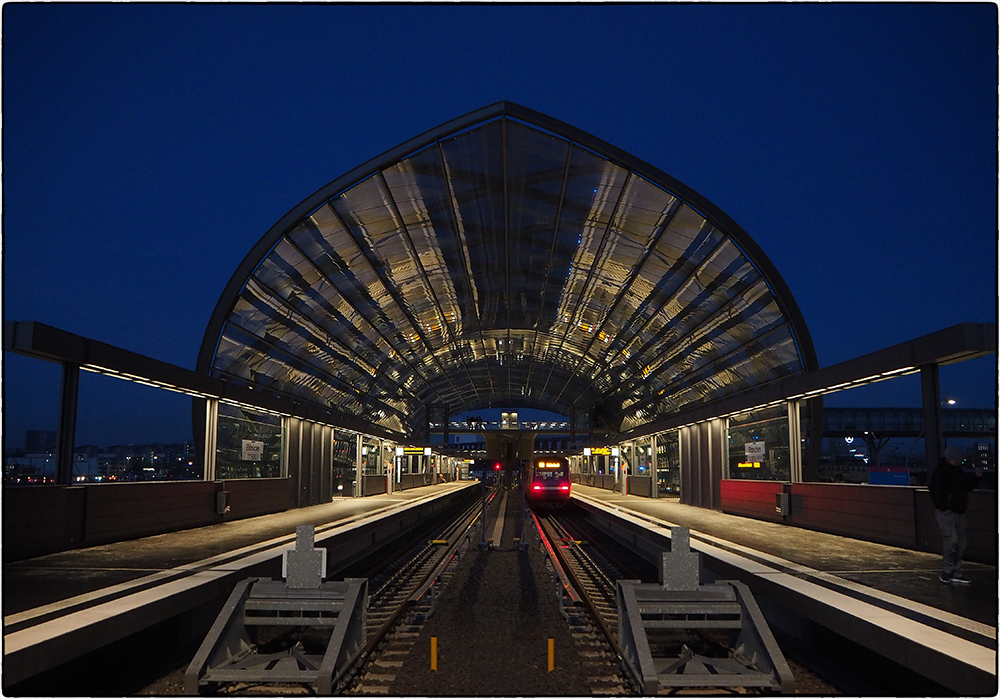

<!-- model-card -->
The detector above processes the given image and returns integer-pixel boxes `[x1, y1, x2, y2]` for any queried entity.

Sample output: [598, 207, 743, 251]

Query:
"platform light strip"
[81, 365, 216, 399]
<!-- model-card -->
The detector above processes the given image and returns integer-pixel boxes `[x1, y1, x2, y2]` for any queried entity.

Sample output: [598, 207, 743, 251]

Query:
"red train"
[523, 456, 571, 507]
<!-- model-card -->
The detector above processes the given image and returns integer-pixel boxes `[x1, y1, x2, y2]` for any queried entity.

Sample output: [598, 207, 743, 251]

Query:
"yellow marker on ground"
[431, 636, 438, 670]
[547, 638, 554, 672]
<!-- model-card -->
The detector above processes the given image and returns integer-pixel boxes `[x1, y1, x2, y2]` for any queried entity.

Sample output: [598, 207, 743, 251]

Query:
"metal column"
[921, 365, 943, 472]
[204, 399, 219, 482]
[355, 434, 363, 498]
[787, 400, 802, 483]
[650, 433, 658, 498]
[56, 363, 80, 485]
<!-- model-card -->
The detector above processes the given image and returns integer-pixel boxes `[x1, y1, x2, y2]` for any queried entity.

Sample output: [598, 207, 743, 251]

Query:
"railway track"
[535, 506, 849, 696]
[137, 489, 845, 696]
[537, 510, 780, 695]
[150, 491, 494, 696]
[533, 512, 633, 695]
[344, 490, 496, 693]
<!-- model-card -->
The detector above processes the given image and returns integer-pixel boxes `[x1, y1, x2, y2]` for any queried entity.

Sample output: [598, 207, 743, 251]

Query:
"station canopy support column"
[56, 362, 80, 486]
[921, 364, 943, 472]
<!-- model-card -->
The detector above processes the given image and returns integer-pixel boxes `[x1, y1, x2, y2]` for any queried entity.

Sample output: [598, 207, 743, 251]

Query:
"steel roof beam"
[615, 322, 996, 442]
[436, 141, 497, 400]
[374, 170, 482, 407]
[4, 321, 405, 440]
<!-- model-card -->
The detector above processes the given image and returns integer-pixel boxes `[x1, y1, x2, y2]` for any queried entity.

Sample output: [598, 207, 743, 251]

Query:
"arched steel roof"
[197, 102, 817, 437]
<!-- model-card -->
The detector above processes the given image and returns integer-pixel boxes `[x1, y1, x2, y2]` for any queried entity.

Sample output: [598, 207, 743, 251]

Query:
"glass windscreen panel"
[439, 121, 507, 328]
[505, 122, 573, 331]
[216, 403, 282, 479]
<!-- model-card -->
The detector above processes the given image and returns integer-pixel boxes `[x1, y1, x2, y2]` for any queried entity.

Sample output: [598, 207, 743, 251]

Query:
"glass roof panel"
[333, 177, 449, 351]
[505, 122, 573, 330]
[439, 121, 507, 328]
[204, 107, 813, 437]
[384, 149, 471, 340]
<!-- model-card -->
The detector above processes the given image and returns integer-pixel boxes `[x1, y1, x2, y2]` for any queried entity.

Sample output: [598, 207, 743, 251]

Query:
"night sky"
[3, 4, 997, 448]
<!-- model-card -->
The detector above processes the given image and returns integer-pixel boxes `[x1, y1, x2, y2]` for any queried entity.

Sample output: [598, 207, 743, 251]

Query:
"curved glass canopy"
[198, 102, 816, 437]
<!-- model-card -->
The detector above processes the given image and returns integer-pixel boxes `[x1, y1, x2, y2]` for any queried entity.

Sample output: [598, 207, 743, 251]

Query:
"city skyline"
[3, 4, 996, 448]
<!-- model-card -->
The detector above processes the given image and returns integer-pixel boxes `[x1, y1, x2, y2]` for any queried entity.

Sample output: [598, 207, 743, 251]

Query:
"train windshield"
[532, 459, 567, 479]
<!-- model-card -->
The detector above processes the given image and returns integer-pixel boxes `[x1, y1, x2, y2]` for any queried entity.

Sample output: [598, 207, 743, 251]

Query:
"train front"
[525, 456, 571, 506]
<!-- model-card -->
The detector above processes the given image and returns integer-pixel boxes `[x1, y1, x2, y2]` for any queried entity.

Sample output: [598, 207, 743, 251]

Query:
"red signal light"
[494, 462, 502, 470]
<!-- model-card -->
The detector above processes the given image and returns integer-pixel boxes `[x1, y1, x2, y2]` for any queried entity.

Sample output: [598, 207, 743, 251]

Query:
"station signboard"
[241, 439, 264, 461]
[744, 442, 765, 462]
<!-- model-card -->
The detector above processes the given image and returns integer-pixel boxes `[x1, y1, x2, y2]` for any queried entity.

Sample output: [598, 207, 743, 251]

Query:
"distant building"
[4, 441, 197, 484]
[975, 442, 995, 469]
[26, 430, 56, 454]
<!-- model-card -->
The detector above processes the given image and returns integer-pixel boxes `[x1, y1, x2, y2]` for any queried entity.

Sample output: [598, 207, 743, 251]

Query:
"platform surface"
[6, 480, 994, 629]
[572, 485, 997, 627]
[3, 482, 472, 618]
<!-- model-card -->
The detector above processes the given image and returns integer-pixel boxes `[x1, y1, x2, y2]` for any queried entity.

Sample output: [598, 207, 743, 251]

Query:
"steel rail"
[530, 511, 582, 606]
[534, 513, 623, 663]
[410, 490, 497, 603]
[337, 491, 497, 690]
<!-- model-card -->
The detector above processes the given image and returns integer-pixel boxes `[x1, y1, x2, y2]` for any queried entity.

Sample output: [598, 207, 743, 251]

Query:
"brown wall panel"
[720, 479, 785, 522]
[223, 478, 290, 519]
[362, 474, 387, 496]
[789, 483, 916, 547]
[626, 475, 653, 497]
[84, 481, 217, 543]
[3, 486, 87, 560]
[792, 485, 914, 521]
[3, 477, 292, 562]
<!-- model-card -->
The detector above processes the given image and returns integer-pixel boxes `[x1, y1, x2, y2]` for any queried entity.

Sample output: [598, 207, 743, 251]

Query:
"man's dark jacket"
[929, 460, 980, 514]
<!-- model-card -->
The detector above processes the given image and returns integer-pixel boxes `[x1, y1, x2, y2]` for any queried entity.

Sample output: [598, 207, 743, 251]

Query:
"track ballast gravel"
[373, 488, 605, 696]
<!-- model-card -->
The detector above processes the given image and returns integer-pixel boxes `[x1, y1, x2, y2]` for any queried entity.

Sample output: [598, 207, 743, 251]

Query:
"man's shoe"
[939, 574, 952, 583]
[951, 575, 972, 585]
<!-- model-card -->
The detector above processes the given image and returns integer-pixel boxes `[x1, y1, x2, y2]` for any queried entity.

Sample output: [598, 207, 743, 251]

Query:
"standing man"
[929, 445, 982, 584]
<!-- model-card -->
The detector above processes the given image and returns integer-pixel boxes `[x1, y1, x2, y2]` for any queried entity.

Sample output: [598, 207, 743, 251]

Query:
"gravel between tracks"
[383, 490, 596, 696]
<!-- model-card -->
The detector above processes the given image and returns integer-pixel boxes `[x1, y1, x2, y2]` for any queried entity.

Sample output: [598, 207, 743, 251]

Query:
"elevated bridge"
[823, 407, 995, 439]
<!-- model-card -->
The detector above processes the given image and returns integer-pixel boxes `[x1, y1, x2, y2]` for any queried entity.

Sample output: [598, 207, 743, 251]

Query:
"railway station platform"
[572, 484, 997, 695]
[3, 481, 477, 691]
[5, 479, 995, 695]
[573, 485, 996, 625]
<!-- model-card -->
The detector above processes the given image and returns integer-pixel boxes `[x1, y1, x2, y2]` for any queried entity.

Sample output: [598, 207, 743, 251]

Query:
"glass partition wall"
[216, 403, 282, 479]
[727, 405, 790, 481]
[656, 430, 680, 495]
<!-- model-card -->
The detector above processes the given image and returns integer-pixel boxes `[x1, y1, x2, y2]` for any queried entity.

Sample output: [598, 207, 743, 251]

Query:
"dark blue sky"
[4, 4, 997, 447]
